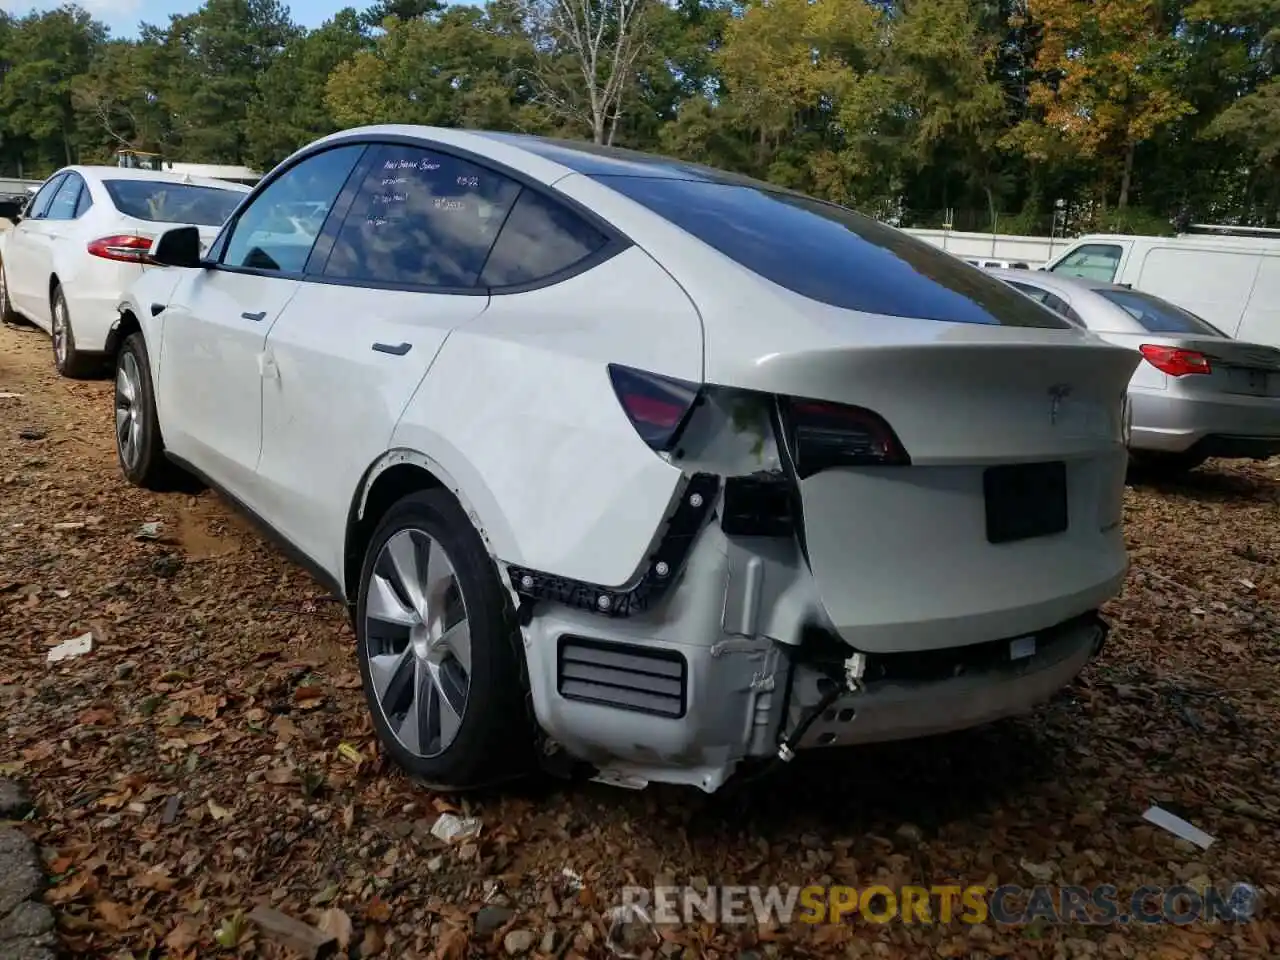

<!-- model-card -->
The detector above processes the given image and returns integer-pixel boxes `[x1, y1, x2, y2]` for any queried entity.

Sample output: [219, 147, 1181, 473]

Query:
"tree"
[0, 6, 106, 169]
[153, 0, 301, 163]
[244, 8, 370, 170]
[1009, 0, 1194, 210]
[325, 7, 542, 131]
[516, 0, 655, 143]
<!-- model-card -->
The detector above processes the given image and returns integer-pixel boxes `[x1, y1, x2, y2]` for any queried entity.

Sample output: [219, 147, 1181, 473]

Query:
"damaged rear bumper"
[515, 506, 1112, 793]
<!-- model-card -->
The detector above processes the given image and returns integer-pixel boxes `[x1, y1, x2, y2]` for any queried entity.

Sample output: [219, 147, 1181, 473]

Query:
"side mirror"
[150, 225, 203, 268]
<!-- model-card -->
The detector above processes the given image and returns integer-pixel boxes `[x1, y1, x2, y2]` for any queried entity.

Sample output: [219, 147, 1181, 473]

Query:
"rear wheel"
[356, 489, 533, 790]
[51, 284, 97, 379]
[0, 259, 16, 325]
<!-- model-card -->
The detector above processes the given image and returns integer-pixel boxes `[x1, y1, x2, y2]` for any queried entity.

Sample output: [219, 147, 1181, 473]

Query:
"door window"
[479, 188, 609, 288]
[320, 144, 520, 288]
[45, 174, 84, 220]
[26, 174, 67, 219]
[223, 144, 365, 274]
[1050, 244, 1122, 282]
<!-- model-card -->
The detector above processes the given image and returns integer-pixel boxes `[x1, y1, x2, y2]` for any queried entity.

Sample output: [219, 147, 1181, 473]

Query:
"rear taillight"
[608, 363, 701, 451]
[784, 398, 909, 478]
[1139, 344, 1211, 377]
[87, 234, 154, 263]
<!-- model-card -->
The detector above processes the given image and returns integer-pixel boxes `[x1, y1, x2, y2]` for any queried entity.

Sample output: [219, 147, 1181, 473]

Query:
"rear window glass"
[104, 180, 244, 226]
[594, 176, 1069, 328]
[1096, 288, 1228, 337]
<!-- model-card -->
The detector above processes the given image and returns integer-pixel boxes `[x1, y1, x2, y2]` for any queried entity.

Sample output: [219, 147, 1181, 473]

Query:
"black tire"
[114, 332, 177, 490]
[0, 258, 16, 325]
[51, 283, 98, 378]
[356, 489, 534, 790]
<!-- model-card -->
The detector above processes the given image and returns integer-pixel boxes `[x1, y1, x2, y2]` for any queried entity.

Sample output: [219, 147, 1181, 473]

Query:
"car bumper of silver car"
[1130, 389, 1280, 457]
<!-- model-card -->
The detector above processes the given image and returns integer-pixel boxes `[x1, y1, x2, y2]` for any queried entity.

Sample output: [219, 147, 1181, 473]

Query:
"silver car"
[987, 268, 1280, 473]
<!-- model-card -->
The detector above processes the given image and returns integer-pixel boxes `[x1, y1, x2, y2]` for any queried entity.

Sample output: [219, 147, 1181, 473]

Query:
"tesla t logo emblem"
[1048, 384, 1071, 425]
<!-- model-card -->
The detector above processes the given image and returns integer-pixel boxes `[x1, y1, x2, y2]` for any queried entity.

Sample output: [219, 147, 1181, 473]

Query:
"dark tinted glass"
[480, 188, 608, 287]
[74, 184, 93, 217]
[1097, 288, 1228, 337]
[45, 175, 82, 220]
[28, 174, 66, 218]
[1008, 281, 1050, 304]
[105, 180, 245, 226]
[596, 176, 1069, 327]
[324, 145, 520, 287]
[224, 144, 364, 273]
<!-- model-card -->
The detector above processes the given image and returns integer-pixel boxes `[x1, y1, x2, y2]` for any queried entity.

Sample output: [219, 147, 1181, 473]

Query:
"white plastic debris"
[1143, 805, 1215, 849]
[0, 392, 21, 399]
[430, 812, 482, 844]
[135, 521, 164, 540]
[560, 867, 584, 892]
[48, 632, 93, 663]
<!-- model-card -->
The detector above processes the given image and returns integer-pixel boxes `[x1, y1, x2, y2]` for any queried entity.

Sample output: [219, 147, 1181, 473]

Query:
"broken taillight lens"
[784, 398, 910, 478]
[608, 363, 701, 452]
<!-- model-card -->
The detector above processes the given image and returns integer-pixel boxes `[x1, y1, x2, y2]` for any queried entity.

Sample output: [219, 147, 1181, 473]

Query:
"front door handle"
[372, 342, 412, 356]
[241, 310, 267, 322]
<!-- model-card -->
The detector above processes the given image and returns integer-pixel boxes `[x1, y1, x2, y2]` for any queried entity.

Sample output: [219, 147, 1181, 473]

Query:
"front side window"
[480, 188, 608, 288]
[1097, 288, 1228, 337]
[26, 174, 66, 219]
[1051, 244, 1123, 283]
[105, 180, 245, 227]
[224, 144, 365, 274]
[322, 145, 520, 287]
[45, 174, 83, 220]
[594, 175, 1070, 328]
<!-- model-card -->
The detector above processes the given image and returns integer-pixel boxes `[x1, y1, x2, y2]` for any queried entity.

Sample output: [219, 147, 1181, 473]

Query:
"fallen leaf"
[318, 907, 353, 948]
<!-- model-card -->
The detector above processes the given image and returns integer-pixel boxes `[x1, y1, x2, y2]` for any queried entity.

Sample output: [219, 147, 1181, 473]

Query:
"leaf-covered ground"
[2, 320, 1278, 960]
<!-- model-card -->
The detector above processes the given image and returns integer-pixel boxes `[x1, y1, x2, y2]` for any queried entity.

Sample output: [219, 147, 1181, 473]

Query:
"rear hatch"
[587, 171, 1139, 653]
[757, 318, 1137, 653]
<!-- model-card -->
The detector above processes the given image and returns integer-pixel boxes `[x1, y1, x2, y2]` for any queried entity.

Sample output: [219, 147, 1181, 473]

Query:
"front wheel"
[114, 332, 176, 489]
[356, 489, 534, 790]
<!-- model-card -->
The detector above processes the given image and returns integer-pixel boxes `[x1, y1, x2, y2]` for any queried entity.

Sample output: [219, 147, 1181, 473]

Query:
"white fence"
[901, 228, 1067, 267]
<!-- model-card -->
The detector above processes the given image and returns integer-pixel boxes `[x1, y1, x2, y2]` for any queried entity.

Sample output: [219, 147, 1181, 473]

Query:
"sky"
[0, 0, 352, 36]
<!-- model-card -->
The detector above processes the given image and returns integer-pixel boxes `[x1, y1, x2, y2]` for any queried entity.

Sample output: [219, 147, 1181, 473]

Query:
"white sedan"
[113, 125, 1138, 793]
[0, 166, 249, 377]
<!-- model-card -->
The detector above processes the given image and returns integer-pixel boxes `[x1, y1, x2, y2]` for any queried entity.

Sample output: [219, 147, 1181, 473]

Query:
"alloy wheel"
[115, 350, 143, 470]
[364, 528, 472, 758]
[52, 297, 67, 364]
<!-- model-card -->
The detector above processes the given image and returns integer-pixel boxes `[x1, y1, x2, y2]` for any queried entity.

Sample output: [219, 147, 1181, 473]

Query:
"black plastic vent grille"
[556, 635, 687, 718]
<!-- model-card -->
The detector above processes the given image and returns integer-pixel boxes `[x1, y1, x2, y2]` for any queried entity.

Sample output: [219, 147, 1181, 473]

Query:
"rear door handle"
[372, 342, 412, 356]
[241, 310, 266, 322]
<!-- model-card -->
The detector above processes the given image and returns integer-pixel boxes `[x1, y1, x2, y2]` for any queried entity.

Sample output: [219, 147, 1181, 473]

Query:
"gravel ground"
[1, 318, 1279, 959]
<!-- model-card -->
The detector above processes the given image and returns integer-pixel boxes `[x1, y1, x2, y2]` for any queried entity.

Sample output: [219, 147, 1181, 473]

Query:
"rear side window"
[595, 176, 1069, 328]
[480, 188, 608, 288]
[323, 145, 520, 288]
[1051, 244, 1122, 282]
[1008, 281, 1081, 326]
[104, 180, 244, 226]
[1096, 288, 1228, 337]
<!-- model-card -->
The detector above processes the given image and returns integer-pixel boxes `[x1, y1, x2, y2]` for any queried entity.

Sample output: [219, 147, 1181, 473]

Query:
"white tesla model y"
[112, 126, 1138, 793]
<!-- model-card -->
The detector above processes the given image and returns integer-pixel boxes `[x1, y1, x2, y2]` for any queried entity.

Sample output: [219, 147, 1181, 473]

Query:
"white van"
[1042, 233, 1280, 347]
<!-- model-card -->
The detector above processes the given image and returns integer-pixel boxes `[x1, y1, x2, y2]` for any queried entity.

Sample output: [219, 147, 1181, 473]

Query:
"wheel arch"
[105, 307, 142, 359]
[343, 448, 516, 607]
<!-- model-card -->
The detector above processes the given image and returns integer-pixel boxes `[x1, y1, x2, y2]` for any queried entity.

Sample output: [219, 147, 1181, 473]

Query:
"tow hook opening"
[778, 651, 866, 762]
